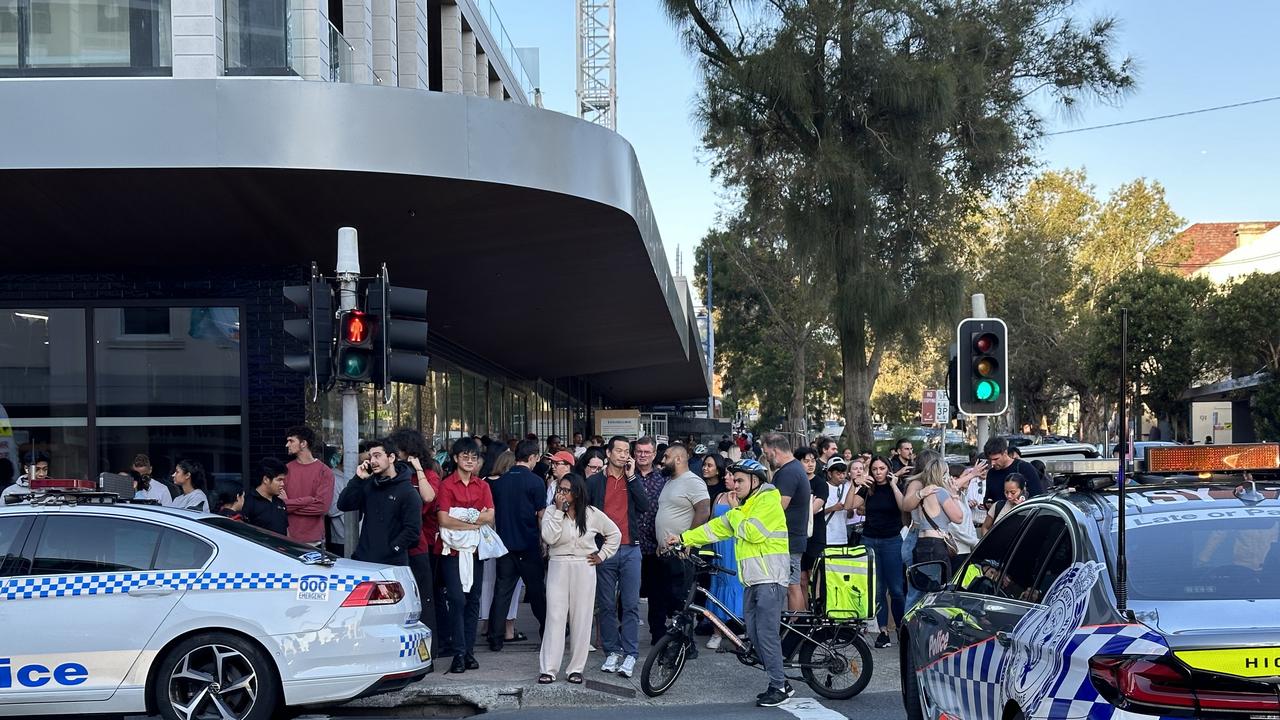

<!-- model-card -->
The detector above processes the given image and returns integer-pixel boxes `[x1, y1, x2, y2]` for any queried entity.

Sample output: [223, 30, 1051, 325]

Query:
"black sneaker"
[756, 682, 793, 699]
[875, 631, 892, 649]
[757, 686, 789, 707]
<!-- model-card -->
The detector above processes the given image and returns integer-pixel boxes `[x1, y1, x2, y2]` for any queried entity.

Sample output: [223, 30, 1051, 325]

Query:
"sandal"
[505, 631, 528, 642]
[567, 672, 584, 684]
[537, 673, 555, 684]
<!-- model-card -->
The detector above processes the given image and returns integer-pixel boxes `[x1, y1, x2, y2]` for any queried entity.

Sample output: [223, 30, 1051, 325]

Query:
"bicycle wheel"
[640, 633, 690, 697]
[799, 625, 873, 700]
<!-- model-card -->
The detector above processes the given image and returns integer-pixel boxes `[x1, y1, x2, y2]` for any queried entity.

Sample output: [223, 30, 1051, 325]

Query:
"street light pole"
[971, 293, 989, 452]
[335, 227, 361, 558]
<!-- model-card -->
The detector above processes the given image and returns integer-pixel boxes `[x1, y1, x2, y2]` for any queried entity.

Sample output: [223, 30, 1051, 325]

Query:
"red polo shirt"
[437, 471, 494, 519]
[603, 468, 631, 545]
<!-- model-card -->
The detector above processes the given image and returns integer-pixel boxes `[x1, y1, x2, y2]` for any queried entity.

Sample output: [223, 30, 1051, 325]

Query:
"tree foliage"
[1087, 268, 1211, 437]
[1201, 272, 1280, 441]
[663, 0, 1134, 449]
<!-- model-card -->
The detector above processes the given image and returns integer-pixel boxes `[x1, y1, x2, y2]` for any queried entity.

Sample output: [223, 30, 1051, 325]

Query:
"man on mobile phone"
[888, 438, 915, 479]
[337, 437, 422, 567]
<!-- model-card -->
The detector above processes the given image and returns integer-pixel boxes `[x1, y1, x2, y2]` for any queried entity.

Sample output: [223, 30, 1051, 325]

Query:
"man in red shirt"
[436, 437, 494, 675]
[586, 436, 649, 678]
[283, 425, 335, 547]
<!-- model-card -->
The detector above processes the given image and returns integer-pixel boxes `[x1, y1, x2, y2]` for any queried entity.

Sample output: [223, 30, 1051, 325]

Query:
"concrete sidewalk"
[342, 599, 901, 714]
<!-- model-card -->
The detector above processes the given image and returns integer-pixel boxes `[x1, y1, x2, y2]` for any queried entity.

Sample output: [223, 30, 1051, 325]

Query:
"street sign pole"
[971, 293, 989, 453]
[336, 227, 361, 559]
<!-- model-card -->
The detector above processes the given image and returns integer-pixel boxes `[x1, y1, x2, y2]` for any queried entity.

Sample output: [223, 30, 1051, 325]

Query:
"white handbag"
[477, 524, 509, 560]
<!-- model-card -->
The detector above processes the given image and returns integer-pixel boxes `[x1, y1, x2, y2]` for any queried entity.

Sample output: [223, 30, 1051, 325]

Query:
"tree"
[694, 214, 834, 435]
[1202, 272, 1280, 440]
[975, 170, 1184, 439]
[1087, 268, 1210, 439]
[663, 0, 1133, 449]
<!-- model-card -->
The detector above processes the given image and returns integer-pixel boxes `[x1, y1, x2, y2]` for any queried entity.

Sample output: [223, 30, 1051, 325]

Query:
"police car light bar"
[1145, 443, 1280, 474]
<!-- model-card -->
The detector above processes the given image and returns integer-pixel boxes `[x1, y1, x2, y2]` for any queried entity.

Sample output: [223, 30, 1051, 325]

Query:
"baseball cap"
[550, 450, 576, 466]
[825, 457, 849, 472]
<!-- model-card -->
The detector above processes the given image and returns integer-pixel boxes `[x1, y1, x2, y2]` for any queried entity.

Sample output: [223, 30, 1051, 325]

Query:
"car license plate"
[417, 638, 430, 662]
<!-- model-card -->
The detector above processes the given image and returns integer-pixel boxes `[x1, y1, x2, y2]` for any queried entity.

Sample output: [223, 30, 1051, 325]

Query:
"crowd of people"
[3, 423, 1053, 707]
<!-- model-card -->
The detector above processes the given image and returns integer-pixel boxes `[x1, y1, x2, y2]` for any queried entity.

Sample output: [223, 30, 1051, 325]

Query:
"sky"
[492, 0, 1280, 296]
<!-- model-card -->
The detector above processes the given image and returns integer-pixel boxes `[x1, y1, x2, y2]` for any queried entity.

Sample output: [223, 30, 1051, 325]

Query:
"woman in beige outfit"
[539, 472, 621, 684]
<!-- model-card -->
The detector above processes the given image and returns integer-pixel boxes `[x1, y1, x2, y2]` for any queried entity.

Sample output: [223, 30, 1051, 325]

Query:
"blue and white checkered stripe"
[0, 572, 369, 600]
[920, 624, 1171, 720]
[399, 628, 429, 658]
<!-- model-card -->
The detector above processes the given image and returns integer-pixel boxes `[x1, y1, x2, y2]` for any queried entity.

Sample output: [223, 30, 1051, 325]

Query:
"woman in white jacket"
[538, 472, 620, 685]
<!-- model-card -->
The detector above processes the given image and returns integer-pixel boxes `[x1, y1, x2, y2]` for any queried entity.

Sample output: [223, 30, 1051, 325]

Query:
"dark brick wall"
[0, 265, 308, 478]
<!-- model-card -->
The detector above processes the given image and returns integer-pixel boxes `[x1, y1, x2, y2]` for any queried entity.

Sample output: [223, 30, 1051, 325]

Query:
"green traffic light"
[975, 379, 1000, 402]
[339, 351, 370, 378]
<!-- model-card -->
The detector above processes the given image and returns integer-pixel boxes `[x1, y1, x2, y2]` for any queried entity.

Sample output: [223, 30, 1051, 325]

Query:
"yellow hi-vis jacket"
[680, 482, 790, 587]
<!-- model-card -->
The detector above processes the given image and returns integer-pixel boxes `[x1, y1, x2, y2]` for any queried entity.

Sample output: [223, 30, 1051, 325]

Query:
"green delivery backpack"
[809, 545, 875, 620]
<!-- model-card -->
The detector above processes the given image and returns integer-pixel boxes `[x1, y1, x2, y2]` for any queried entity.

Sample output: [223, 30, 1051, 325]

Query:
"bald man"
[653, 444, 712, 649]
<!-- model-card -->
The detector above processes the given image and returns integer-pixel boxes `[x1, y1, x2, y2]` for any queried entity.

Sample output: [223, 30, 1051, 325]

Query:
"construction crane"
[575, 0, 616, 130]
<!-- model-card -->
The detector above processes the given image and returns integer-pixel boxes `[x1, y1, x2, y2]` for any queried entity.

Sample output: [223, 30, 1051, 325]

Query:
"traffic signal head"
[335, 310, 378, 382]
[956, 318, 1008, 416]
[282, 276, 334, 390]
[367, 270, 430, 392]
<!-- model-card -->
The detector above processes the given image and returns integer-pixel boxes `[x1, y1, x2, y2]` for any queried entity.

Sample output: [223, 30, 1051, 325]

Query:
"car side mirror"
[907, 560, 948, 593]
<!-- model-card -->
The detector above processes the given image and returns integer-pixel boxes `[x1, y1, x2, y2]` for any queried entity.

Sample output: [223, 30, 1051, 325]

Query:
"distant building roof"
[1193, 224, 1280, 283]
[1173, 222, 1280, 276]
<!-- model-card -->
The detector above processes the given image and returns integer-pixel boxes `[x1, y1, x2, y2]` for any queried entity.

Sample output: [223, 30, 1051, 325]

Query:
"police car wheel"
[153, 632, 279, 720]
[900, 638, 925, 720]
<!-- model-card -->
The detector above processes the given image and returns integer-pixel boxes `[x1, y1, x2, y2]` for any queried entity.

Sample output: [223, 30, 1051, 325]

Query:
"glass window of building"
[0, 308, 89, 483]
[93, 306, 242, 484]
[3, 0, 172, 74]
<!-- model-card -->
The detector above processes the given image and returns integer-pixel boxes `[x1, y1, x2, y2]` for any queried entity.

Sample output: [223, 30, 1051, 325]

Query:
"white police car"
[0, 489, 430, 719]
[900, 444, 1280, 719]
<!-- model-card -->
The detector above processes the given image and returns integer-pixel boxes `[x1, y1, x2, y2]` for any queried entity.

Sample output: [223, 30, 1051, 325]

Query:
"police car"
[0, 487, 430, 719]
[900, 443, 1280, 719]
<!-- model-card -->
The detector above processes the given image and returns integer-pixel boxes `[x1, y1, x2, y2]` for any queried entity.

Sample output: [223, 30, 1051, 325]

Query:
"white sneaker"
[589, 644, 597, 653]
[706, 634, 722, 651]
[601, 652, 622, 673]
[617, 655, 637, 678]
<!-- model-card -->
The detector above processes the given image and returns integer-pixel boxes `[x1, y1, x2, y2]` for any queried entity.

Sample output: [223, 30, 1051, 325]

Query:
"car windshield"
[199, 517, 337, 565]
[1120, 512, 1280, 601]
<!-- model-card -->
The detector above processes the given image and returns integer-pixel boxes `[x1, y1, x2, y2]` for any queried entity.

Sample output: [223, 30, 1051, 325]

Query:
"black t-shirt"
[983, 459, 1045, 505]
[243, 491, 289, 535]
[806, 476, 829, 556]
[771, 460, 811, 555]
[858, 483, 905, 539]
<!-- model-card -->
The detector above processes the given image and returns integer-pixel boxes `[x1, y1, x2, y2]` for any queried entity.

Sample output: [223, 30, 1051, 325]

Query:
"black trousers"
[431, 554, 453, 657]
[440, 554, 484, 660]
[661, 553, 694, 623]
[641, 553, 668, 642]
[408, 553, 438, 659]
[488, 548, 548, 647]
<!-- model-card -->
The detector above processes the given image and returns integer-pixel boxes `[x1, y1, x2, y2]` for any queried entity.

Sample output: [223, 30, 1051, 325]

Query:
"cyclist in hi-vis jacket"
[666, 458, 793, 707]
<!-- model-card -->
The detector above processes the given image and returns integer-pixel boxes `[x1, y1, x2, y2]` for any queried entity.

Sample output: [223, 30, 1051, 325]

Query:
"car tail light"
[1090, 655, 1280, 713]
[340, 581, 405, 607]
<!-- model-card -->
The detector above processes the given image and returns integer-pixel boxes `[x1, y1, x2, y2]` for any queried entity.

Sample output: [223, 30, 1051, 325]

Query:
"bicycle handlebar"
[665, 543, 737, 577]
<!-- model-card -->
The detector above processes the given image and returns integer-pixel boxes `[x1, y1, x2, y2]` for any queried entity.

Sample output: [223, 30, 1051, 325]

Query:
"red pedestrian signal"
[342, 311, 371, 344]
[335, 310, 378, 382]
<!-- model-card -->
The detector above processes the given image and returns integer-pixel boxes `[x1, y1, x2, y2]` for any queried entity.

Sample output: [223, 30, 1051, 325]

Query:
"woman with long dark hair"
[538, 472, 620, 684]
[846, 455, 906, 648]
[171, 459, 209, 511]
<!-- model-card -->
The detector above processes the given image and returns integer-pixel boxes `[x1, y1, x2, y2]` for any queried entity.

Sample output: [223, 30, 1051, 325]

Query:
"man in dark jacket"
[982, 437, 1046, 504]
[338, 437, 422, 566]
[243, 458, 290, 535]
[486, 438, 549, 651]
[586, 436, 650, 677]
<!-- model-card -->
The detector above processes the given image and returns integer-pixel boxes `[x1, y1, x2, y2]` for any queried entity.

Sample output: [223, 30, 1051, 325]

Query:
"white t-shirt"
[824, 482, 849, 546]
[134, 482, 173, 506]
[172, 489, 209, 512]
[655, 470, 710, 544]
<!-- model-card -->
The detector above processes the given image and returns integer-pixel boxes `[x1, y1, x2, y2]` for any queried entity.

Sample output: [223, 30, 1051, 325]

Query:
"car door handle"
[130, 585, 176, 597]
[995, 631, 1012, 647]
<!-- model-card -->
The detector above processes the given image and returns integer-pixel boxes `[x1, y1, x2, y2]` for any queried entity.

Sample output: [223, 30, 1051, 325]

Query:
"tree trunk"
[789, 340, 808, 439]
[839, 329, 881, 453]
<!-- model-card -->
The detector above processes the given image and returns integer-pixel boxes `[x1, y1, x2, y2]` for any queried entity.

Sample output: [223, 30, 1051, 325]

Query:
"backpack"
[809, 544, 875, 620]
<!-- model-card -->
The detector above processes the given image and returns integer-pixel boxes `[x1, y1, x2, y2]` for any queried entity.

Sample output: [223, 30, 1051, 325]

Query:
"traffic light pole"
[971, 293, 989, 453]
[336, 227, 361, 559]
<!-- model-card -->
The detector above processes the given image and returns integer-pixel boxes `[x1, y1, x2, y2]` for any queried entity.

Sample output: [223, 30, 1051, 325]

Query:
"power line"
[1151, 248, 1280, 269]
[1045, 94, 1280, 136]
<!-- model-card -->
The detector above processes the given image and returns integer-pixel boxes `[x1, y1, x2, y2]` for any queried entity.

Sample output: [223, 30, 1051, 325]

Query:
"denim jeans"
[594, 544, 642, 658]
[901, 528, 921, 611]
[862, 534, 905, 629]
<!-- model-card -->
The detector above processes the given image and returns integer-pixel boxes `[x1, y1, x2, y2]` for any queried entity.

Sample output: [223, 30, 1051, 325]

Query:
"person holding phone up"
[538, 472, 620, 685]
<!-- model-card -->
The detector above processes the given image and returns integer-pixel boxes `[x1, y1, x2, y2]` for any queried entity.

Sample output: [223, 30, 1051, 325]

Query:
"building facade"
[0, 0, 708, 484]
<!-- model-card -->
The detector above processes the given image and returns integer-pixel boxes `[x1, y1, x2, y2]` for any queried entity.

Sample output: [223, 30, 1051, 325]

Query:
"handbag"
[921, 493, 959, 557]
[477, 524, 509, 560]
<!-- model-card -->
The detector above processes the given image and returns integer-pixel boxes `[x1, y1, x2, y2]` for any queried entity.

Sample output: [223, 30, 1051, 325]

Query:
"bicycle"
[639, 546, 873, 700]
